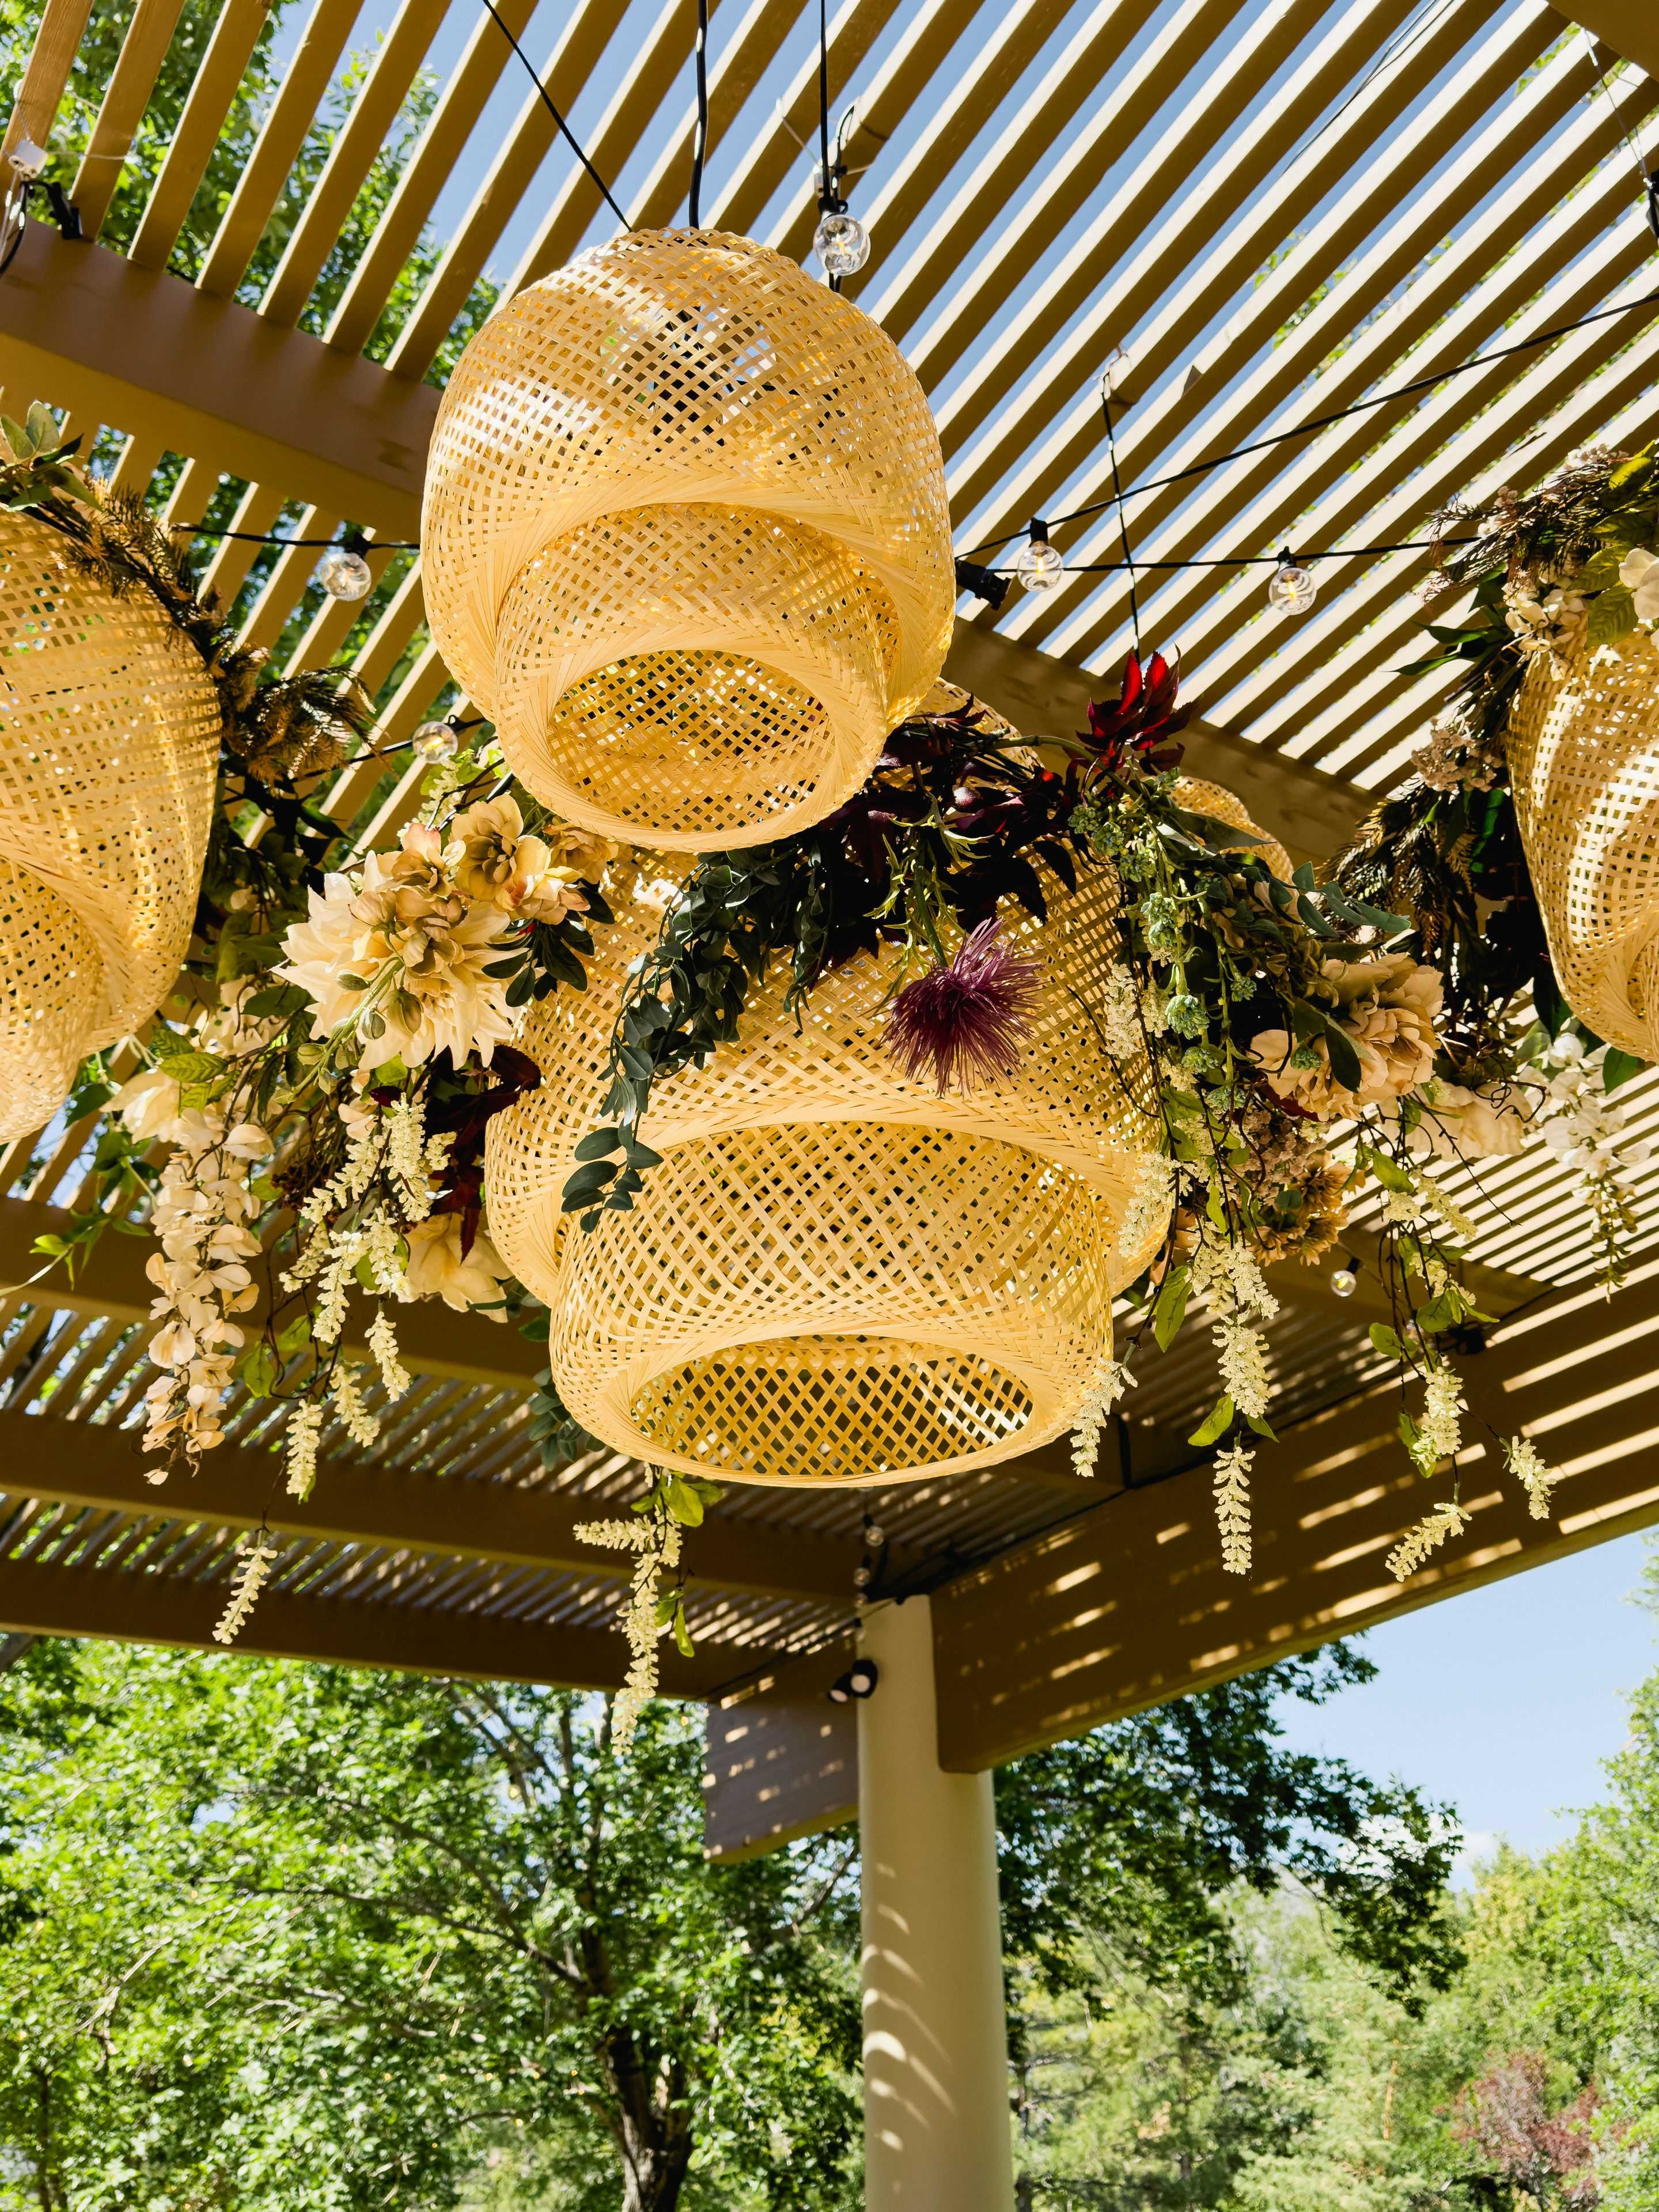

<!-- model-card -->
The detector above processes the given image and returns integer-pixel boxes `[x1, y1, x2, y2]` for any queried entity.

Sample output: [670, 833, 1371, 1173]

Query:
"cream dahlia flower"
[403, 1213, 511, 1314]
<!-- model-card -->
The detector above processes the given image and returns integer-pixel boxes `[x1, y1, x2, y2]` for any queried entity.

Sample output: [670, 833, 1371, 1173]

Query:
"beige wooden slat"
[279, 543, 402, 673]
[2, 0, 94, 162]
[1061, 144, 1659, 751]
[766, 0, 996, 266]
[127, 0, 274, 270]
[382, 0, 631, 381]
[237, 505, 342, 650]
[835, 0, 1076, 305]
[260, 0, 450, 328]
[1199, 275, 1659, 752]
[951, 0, 1560, 590]
[195, 0, 363, 300]
[198, 480, 287, 603]
[105, 429, 166, 494]
[69, 0, 191, 238]
[905, 0, 1299, 402]
[626, 0, 799, 234]
[501, 0, 732, 297]
[707, 0, 902, 241]
[937, 0, 1446, 490]
[1029, 36, 1635, 671]
[323, 0, 537, 356]
[342, 558, 426, 698]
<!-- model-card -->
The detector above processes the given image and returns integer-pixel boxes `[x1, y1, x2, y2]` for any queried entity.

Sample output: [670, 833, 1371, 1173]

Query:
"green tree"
[0, 1645, 858, 2212]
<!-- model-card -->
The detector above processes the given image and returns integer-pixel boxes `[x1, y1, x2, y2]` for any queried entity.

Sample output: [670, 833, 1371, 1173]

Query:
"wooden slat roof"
[2, 0, 1658, 1720]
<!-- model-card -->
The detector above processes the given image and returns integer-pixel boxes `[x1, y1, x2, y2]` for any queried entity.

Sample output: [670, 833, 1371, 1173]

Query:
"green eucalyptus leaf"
[1152, 1265, 1191, 1353]
[1188, 1396, 1235, 1448]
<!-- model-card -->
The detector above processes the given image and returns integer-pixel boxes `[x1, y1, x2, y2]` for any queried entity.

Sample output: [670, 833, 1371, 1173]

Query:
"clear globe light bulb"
[1010, 538, 1065, 593]
[814, 210, 869, 278]
[1267, 555, 1317, 618]
[411, 718, 460, 764]
[316, 544, 372, 601]
[853, 1563, 872, 1588]
[1330, 1264, 1358, 1300]
[864, 1522, 885, 1548]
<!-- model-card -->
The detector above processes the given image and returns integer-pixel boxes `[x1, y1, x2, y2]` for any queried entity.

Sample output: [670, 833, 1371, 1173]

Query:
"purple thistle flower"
[885, 920, 1043, 1094]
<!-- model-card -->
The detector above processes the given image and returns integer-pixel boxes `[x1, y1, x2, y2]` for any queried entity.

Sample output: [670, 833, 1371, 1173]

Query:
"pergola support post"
[857, 1595, 1014, 2211]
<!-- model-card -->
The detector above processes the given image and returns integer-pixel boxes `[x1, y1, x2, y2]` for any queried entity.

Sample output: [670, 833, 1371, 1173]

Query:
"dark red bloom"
[885, 921, 1043, 1094]
[1082, 649, 1191, 781]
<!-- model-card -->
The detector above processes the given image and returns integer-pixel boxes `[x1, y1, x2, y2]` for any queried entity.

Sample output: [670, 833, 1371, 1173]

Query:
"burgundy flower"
[885, 920, 1043, 1094]
[1082, 649, 1191, 780]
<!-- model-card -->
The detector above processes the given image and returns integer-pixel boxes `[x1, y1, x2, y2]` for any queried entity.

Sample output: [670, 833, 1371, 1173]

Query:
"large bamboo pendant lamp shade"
[1506, 632, 1659, 1059]
[422, 230, 955, 851]
[486, 861, 1166, 1486]
[0, 512, 219, 1139]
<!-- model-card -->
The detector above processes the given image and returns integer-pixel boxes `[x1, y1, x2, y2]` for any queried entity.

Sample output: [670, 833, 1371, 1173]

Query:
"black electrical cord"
[1100, 378, 1140, 654]
[688, 0, 710, 229]
[1001, 533, 1480, 578]
[964, 282, 1659, 558]
[478, 0, 631, 231]
[169, 526, 419, 548]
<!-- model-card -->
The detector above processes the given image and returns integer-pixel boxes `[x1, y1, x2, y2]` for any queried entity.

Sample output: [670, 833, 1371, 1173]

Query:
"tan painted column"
[858, 1594, 1015, 2211]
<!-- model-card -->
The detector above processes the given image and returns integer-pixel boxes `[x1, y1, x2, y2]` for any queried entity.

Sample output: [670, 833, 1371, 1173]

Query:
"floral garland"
[12, 411, 1651, 1691]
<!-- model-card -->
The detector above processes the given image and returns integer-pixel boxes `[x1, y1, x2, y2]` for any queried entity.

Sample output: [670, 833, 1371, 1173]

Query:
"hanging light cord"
[1016, 533, 1479, 577]
[688, 0, 710, 229]
[1100, 375, 1141, 655]
[964, 281, 1659, 559]
[478, 0, 631, 231]
[169, 526, 419, 548]
[817, 0, 834, 208]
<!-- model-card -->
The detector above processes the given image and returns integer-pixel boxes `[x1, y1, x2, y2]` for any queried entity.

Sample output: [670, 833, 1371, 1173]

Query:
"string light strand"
[478, 0, 632, 232]
[964, 282, 1659, 558]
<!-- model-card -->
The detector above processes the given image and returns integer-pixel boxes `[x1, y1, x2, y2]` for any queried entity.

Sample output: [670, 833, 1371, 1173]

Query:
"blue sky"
[1274, 1529, 1659, 1868]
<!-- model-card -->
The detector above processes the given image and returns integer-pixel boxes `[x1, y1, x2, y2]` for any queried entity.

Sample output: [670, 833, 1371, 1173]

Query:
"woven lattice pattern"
[486, 854, 1165, 1484]
[1173, 776, 1293, 880]
[1508, 632, 1659, 1058]
[0, 859, 103, 1136]
[493, 503, 900, 847]
[422, 228, 953, 848]
[552, 1123, 1117, 1486]
[0, 511, 219, 1139]
[488, 855, 1162, 1293]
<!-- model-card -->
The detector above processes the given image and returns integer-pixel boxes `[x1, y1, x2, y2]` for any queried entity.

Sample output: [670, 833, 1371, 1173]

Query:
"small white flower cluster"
[1212, 1441, 1253, 1576]
[1118, 1150, 1174, 1260]
[1192, 1239, 1278, 1571]
[1412, 1362, 1465, 1472]
[1385, 1498, 1470, 1582]
[1096, 962, 1144, 1061]
[1505, 1435, 1559, 1521]
[574, 1512, 684, 1749]
[1522, 1035, 1650, 1277]
[1503, 579, 1588, 660]
[213, 1528, 280, 1645]
[1070, 1356, 1135, 1476]
[1193, 1236, 1278, 1423]
[282, 1099, 452, 1442]
[118, 1071, 272, 1465]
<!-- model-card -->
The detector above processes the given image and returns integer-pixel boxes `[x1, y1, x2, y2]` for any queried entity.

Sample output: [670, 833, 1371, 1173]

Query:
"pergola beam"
[0, 228, 434, 535]
[1560, 3, 1659, 75]
[0, 230, 1368, 863]
[0, 1407, 869, 1604]
[0, 1555, 745, 1692]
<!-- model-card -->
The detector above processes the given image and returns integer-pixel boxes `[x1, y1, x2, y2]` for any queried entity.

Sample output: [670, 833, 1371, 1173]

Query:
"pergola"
[2, 0, 1658, 2200]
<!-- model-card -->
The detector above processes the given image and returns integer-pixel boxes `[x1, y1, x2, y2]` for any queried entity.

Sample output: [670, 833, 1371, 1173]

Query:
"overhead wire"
[477, 0, 632, 232]
[964, 282, 1659, 558]
[689, 0, 710, 229]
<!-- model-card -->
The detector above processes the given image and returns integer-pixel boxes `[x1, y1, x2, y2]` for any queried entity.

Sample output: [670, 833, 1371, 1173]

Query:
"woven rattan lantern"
[1506, 631, 1659, 1058]
[487, 859, 1165, 1486]
[0, 510, 219, 1138]
[422, 229, 954, 851]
